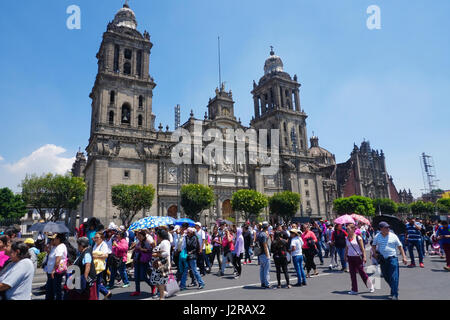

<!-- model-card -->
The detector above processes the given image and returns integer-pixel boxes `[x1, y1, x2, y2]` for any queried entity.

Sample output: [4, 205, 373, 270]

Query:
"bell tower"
[251, 48, 308, 155]
[88, 2, 156, 137]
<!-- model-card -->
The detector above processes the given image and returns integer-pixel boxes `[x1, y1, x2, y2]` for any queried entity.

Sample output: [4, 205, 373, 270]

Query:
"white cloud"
[0, 155, 3, 161]
[0, 144, 75, 192]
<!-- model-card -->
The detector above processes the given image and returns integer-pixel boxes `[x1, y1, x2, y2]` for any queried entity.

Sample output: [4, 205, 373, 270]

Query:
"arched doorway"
[222, 200, 232, 220]
[167, 205, 178, 219]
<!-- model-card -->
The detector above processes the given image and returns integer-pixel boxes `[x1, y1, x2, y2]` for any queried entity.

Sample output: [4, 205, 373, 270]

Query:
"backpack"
[306, 237, 316, 250]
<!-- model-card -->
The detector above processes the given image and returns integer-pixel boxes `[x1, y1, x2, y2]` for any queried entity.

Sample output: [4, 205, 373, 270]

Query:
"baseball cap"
[195, 222, 202, 227]
[47, 233, 57, 239]
[379, 221, 390, 229]
[262, 221, 269, 229]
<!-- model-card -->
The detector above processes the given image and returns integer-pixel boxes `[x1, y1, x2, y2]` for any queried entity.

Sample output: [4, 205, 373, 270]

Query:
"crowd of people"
[0, 215, 449, 300]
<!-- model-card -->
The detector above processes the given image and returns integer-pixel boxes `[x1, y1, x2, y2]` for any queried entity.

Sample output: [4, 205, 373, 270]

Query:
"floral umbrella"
[351, 214, 371, 225]
[128, 216, 176, 231]
[333, 214, 356, 225]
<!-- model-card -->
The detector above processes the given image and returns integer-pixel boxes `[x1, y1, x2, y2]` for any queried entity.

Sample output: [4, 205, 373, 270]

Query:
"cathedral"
[72, 3, 338, 227]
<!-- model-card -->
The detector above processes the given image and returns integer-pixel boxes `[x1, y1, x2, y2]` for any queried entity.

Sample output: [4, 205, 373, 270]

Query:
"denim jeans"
[259, 254, 270, 287]
[96, 271, 109, 297]
[292, 255, 306, 284]
[316, 241, 324, 263]
[221, 252, 234, 274]
[45, 272, 65, 300]
[336, 247, 347, 269]
[109, 261, 129, 287]
[379, 256, 399, 298]
[408, 240, 424, 264]
[134, 262, 152, 293]
[180, 258, 204, 288]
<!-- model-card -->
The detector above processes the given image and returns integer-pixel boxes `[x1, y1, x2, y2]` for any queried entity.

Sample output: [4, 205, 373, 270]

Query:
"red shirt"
[301, 231, 318, 249]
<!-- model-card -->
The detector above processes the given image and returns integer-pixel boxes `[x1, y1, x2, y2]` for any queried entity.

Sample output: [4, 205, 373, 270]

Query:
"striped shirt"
[406, 223, 422, 241]
[373, 232, 402, 259]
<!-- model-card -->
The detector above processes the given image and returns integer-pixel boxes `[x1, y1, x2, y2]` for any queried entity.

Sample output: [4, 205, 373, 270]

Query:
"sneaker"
[443, 266, 450, 271]
[369, 287, 375, 293]
[419, 263, 424, 268]
[198, 284, 205, 290]
[407, 264, 416, 268]
[188, 283, 197, 287]
[104, 292, 112, 300]
[392, 296, 399, 300]
[217, 271, 224, 277]
[287, 285, 292, 289]
[130, 291, 140, 297]
[348, 291, 358, 295]
[243, 262, 247, 265]
[180, 287, 187, 291]
[302, 282, 307, 286]
[122, 283, 130, 288]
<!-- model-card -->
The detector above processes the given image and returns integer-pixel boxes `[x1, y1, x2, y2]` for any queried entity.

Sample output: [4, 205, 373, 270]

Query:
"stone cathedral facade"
[72, 4, 338, 226]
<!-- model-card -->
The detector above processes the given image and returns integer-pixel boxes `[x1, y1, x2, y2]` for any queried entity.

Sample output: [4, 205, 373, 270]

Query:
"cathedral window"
[109, 111, 114, 125]
[138, 115, 143, 126]
[304, 179, 309, 186]
[306, 190, 310, 197]
[139, 95, 144, 108]
[283, 122, 287, 131]
[110, 91, 115, 104]
[114, 45, 120, 72]
[136, 50, 142, 77]
[121, 103, 131, 124]
[124, 62, 131, 75]
[124, 49, 132, 60]
[124, 170, 130, 179]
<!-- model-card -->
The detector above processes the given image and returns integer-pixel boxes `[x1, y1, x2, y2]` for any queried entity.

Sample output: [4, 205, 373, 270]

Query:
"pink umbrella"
[351, 214, 371, 225]
[334, 214, 355, 225]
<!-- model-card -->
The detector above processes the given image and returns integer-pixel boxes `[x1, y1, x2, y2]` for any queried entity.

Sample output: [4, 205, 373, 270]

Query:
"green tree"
[180, 184, 215, 221]
[231, 189, 268, 221]
[269, 191, 301, 224]
[410, 201, 435, 216]
[372, 198, 398, 215]
[436, 198, 450, 213]
[0, 188, 27, 225]
[396, 203, 410, 214]
[111, 184, 155, 228]
[21, 173, 86, 222]
[333, 195, 376, 217]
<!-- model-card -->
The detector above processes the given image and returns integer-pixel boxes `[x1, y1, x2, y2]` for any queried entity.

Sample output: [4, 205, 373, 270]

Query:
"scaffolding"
[174, 104, 180, 130]
[420, 152, 439, 195]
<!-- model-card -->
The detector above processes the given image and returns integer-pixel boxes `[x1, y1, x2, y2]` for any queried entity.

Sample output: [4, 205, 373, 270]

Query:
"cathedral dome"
[113, 4, 137, 29]
[264, 48, 284, 75]
[309, 136, 336, 165]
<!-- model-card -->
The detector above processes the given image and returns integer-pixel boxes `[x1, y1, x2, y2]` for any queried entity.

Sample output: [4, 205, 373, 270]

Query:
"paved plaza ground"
[31, 248, 449, 301]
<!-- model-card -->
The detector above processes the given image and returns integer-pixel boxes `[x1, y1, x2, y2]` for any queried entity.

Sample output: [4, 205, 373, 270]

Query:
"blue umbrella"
[129, 216, 176, 231]
[175, 218, 196, 227]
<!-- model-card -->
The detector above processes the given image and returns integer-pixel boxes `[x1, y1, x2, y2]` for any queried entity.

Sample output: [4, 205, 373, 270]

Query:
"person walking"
[405, 217, 424, 268]
[242, 225, 253, 265]
[107, 231, 130, 289]
[180, 228, 205, 290]
[332, 224, 348, 272]
[372, 222, 408, 300]
[290, 229, 307, 287]
[301, 224, 318, 277]
[310, 221, 324, 265]
[210, 226, 222, 268]
[345, 223, 374, 295]
[233, 227, 245, 278]
[436, 220, 450, 271]
[219, 229, 235, 276]
[130, 230, 154, 297]
[0, 241, 35, 300]
[150, 229, 171, 299]
[271, 231, 290, 288]
[92, 232, 112, 299]
[43, 233, 68, 301]
[257, 222, 271, 288]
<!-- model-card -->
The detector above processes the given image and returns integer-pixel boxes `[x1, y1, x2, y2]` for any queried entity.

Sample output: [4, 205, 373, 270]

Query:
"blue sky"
[0, 0, 449, 197]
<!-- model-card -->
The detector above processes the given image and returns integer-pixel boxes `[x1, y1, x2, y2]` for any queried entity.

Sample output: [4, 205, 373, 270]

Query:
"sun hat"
[290, 229, 302, 236]
[24, 238, 35, 245]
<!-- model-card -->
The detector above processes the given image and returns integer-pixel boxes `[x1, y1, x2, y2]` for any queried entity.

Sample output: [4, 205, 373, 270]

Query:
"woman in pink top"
[108, 231, 130, 289]
[301, 224, 319, 277]
[344, 223, 374, 295]
[0, 236, 10, 270]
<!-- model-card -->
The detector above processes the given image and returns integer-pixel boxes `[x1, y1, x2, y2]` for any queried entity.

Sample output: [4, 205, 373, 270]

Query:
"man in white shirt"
[195, 223, 210, 275]
[372, 222, 407, 300]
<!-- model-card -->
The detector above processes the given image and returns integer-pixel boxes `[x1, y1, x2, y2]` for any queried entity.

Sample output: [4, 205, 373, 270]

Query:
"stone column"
[253, 96, 260, 118]
[276, 85, 282, 109]
[144, 161, 159, 215]
[279, 85, 285, 108]
[294, 89, 300, 111]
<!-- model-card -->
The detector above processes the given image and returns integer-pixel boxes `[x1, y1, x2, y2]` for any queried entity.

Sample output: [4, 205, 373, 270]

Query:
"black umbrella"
[29, 222, 47, 232]
[372, 215, 406, 235]
[216, 219, 233, 226]
[42, 222, 70, 234]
